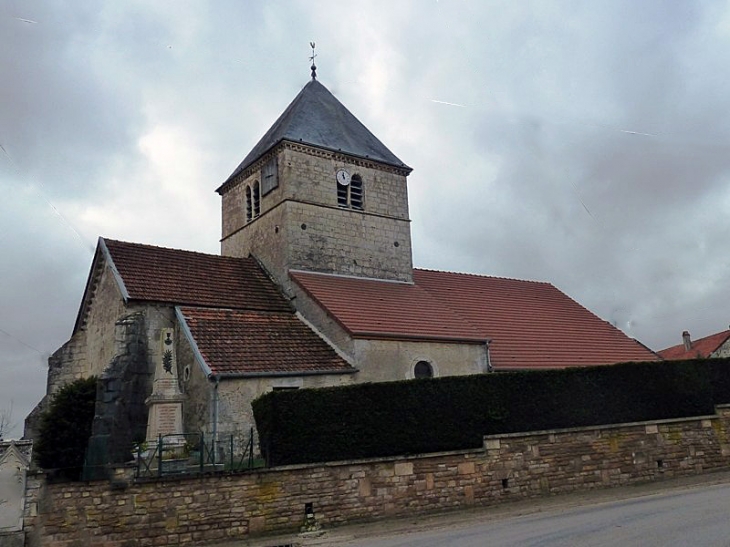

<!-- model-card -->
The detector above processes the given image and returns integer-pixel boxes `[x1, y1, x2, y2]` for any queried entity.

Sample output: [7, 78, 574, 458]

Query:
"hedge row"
[707, 358, 730, 404]
[253, 359, 730, 467]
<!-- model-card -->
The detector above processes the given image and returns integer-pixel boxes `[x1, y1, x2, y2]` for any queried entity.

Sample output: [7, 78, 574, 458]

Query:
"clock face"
[336, 169, 351, 186]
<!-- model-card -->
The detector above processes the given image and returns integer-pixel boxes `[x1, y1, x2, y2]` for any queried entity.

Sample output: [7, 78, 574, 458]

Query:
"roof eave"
[211, 367, 358, 380]
[175, 306, 214, 377]
[351, 332, 487, 345]
[216, 139, 413, 195]
[72, 237, 131, 334]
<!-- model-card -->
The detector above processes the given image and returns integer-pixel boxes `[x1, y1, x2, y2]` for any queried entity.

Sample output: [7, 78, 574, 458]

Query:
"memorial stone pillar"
[145, 328, 184, 441]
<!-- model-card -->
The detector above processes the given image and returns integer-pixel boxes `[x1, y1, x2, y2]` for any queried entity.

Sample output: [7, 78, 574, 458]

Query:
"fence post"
[199, 432, 204, 474]
[249, 427, 254, 470]
[157, 435, 163, 478]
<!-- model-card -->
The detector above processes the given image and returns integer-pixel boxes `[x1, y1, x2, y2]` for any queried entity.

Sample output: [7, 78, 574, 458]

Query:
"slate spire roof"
[220, 79, 411, 189]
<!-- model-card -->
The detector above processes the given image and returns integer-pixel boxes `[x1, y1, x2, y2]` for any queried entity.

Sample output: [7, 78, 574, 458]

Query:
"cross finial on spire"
[309, 41, 317, 80]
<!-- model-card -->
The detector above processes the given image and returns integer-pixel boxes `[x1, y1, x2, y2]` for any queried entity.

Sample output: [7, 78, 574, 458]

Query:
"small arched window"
[245, 186, 252, 222]
[245, 182, 261, 222]
[414, 360, 434, 379]
[253, 181, 261, 218]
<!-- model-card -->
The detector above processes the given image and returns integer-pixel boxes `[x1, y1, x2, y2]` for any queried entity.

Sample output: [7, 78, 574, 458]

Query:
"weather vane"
[309, 41, 317, 80]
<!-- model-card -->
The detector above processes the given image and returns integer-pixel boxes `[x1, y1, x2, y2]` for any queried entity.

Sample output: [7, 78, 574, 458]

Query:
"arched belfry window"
[337, 173, 364, 210]
[414, 360, 434, 379]
[245, 182, 261, 223]
[245, 186, 252, 222]
[253, 181, 261, 217]
[350, 175, 363, 210]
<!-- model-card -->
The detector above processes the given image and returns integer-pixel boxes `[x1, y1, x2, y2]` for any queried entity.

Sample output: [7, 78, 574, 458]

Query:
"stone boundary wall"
[24, 406, 730, 547]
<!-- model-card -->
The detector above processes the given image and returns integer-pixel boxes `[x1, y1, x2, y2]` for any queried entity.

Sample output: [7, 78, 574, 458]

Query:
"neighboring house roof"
[218, 79, 411, 191]
[659, 329, 730, 360]
[178, 307, 353, 376]
[0, 440, 32, 468]
[291, 269, 659, 369]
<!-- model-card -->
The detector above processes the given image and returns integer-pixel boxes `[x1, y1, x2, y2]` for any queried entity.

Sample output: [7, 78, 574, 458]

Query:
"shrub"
[705, 358, 730, 404]
[35, 376, 97, 480]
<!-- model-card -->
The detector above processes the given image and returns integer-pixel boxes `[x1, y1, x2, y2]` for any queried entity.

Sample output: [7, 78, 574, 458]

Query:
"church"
[25, 69, 658, 456]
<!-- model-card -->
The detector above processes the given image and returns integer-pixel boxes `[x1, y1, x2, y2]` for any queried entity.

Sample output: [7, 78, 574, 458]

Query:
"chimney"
[682, 331, 692, 351]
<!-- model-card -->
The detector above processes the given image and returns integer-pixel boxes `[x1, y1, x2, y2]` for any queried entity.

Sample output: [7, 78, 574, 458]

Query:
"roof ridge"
[102, 237, 244, 262]
[290, 269, 414, 285]
[413, 267, 552, 285]
[178, 305, 294, 316]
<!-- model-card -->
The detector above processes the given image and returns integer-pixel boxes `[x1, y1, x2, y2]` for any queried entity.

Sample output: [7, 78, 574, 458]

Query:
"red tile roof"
[103, 239, 290, 312]
[659, 330, 730, 360]
[290, 271, 484, 342]
[291, 269, 659, 369]
[179, 307, 354, 376]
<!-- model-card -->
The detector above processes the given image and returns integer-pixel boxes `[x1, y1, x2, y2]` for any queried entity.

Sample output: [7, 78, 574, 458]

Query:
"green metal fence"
[135, 429, 260, 479]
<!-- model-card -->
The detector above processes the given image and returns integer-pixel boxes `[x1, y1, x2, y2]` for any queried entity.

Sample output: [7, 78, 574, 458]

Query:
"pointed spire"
[309, 41, 317, 80]
[218, 70, 412, 191]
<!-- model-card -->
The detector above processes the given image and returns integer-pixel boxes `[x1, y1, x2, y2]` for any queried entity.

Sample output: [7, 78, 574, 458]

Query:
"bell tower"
[217, 72, 413, 293]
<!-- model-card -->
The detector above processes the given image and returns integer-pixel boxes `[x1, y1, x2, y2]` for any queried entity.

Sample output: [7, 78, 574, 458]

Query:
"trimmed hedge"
[253, 359, 727, 466]
[706, 358, 730, 404]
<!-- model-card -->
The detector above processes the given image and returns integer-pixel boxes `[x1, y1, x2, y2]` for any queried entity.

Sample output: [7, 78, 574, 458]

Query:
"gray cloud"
[3, 0, 730, 436]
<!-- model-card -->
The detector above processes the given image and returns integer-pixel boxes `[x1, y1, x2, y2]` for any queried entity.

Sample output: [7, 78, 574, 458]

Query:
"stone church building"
[25, 73, 658, 457]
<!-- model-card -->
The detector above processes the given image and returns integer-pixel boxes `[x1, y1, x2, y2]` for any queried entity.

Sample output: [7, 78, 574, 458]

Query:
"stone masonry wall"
[221, 145, 410, 240]
[353, 338, 487, 383]
[24, 406, 730, 547]
[221, 144, 413, 289]
[85, 313, 152, 478]
[24, 333, 89, 443]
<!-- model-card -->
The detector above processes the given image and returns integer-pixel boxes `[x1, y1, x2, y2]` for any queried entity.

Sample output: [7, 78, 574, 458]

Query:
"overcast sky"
[2, 0, 730, 438]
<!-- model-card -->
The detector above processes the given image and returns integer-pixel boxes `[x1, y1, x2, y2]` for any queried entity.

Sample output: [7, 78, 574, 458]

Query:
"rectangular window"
[261, 157, 278, 195]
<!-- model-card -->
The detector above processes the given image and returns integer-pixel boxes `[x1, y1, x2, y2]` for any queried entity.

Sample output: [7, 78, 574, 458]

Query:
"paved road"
[231, 472, 730, 547]
[336, 483, 730, 546]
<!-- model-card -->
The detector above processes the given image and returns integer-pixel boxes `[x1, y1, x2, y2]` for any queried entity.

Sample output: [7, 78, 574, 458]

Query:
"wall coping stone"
[484, 412, 720, 442]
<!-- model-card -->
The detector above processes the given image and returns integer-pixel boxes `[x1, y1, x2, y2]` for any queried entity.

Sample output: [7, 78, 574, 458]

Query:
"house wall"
[78, 259, 179, 393]
[23, 407, 730, 547]
[221, 144, 413, 288]
[176, 329, 213, 436]
[712, 339, 730, 358]
[26, 258, 177, 446]
[176, 328, 355, 441]
[291, 284, 356, 357]
[215, 373, 356, 437]
[353, 339, 487, 382]
[292, 282, 486, 382]
[83, 264, 130, 379]
[87, 313, 152, 471]
[44, 334, 88, 396]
